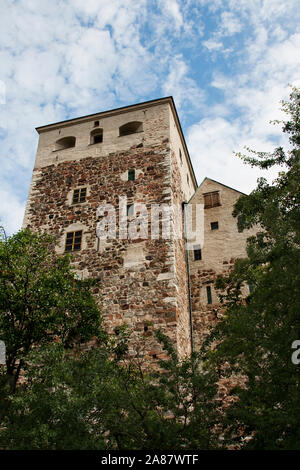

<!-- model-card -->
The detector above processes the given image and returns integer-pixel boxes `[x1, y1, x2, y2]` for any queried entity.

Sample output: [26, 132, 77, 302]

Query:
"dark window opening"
[119, 121, 143, 136]
[193, 245, 202, 261]
[128, 169, 135, 181]
[248, 283, 254, 294]
[55, 136, 76, 151]
[144, 325, 148, 332]
[90, 128, 103, 144]
[211, 221, 219, 230]
[94, 134, 103, 143]
[206, 285, 212, 304]
[179, 149, 183, 165]
[72, 188, 87, 204]
[187, 174, 190, 186]
[94, 120, 99, 127]
[65, 231, 82, 252]
[204, 191, 221, 209]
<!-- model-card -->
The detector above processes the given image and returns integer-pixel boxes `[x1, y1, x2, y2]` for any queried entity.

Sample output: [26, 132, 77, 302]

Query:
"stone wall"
[23, 98, 196, 363]
[188, 178, 257, 350]
[23, 98, 257, 361]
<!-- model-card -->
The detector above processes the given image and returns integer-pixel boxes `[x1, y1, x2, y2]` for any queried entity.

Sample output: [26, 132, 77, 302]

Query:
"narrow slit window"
[210, 221, 219, 230]
[206, 285, 212, 304]
[193, 245, 202, 261]
[72, 188, 87, 204]
[65, 231, 82, 252]
[128, 169, 135, 181]
[179, 149, 183, 165]
[127, 204, 135, 216]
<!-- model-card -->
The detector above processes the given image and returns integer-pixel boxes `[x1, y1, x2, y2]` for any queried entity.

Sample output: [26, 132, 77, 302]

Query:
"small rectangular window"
[206, 285, 212, 304]
[128, 169, 135, 181]
[65, 231, 82, 252]
[248, 283, 254, 294]
[94, 120, 99, 127]
[72, 188, 87, 204]
[193, 245, 202, 261]
[211, 221, 219, 230]
[204, 191, 221, 209]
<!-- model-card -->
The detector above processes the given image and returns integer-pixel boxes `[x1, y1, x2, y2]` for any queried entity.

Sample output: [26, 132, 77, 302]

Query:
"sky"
[0, 0, 299, 234]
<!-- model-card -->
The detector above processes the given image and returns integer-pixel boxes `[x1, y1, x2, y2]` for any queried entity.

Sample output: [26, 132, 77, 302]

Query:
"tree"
[0, 228, 104, 393]
[0, 228, 220, 450]
[0, 332, 220, 450]
[210, 87, 300, 449]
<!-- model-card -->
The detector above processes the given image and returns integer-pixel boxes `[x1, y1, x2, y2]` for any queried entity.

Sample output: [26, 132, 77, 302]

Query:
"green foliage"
[0, 228, 104, 391]
[0, 334, 220, 450]
[0, 227, 221, 450]
[210, 87, 300, 449]
[1, 87, 299, 450]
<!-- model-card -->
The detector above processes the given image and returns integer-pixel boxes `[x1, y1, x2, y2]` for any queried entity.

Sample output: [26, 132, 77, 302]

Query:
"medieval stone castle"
[23, 97, 255, 362]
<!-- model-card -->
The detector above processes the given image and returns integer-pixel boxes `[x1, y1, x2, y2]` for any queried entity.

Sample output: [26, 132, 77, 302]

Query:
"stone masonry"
[23, 98, 256, 360]
[188, 177, 257, 350]
[23, 98, 197, 362]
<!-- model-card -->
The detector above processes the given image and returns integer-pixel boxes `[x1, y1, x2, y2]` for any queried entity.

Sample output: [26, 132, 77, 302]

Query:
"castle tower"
[23, 97, 197, 361]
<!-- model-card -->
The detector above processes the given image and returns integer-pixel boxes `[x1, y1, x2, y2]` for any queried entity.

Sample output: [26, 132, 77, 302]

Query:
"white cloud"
[0, 0, 299, 234]
[187, 117, 282, 194]
[162, 56, 205, 112]
[0, 81, 5, 104]
[220, 11, 242, 35]
[0, 186, 26, 235]
[159, 0, 183, 31]
[188, 1, 300, 193]
[0, 0, 206, 234]
[202, 39, 223, 51]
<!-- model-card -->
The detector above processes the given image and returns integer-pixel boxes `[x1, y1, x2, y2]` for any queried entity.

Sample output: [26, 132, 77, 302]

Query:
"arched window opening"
[119, 121, 143, 137]
[90, 128, 103, 144]
[55, 136, 76, 151]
